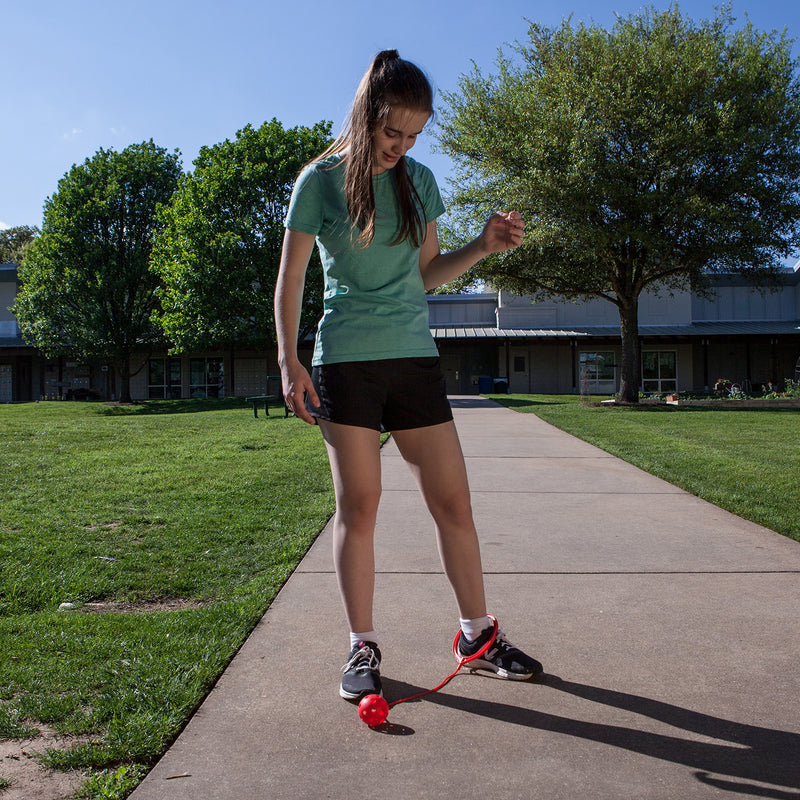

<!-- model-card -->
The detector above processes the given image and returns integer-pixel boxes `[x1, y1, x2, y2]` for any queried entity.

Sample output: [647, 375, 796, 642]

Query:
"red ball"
[358, 694, 389, 727]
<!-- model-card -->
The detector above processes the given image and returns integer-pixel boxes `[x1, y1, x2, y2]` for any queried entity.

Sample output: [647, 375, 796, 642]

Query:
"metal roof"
[679, 320, 800, 335]
[430, 320, 800, 340]
[430, 326, 589, 339]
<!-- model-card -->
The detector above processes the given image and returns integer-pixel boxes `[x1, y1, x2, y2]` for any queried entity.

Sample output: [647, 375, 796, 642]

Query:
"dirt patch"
[84, 521, 123, 531]
[0, 728, 91, 800]
[78, 598, 206, 614]
[585, 398, 672, 407]
[56, 598, 206, 615]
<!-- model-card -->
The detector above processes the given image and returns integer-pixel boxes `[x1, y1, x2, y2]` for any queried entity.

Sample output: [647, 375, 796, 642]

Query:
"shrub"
[782, 378, 800, 398]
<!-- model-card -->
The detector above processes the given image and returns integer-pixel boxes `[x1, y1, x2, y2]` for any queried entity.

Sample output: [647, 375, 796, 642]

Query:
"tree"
[438, 6, 800, 402]
[151, 119, 332, 354]
[13, 141, 182, 403]
[0, 225, 39, 264]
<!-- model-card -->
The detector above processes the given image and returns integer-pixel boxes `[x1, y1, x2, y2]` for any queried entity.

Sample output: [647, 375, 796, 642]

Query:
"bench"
[246, 376, 291, 418]
[245, 395, 289, 418]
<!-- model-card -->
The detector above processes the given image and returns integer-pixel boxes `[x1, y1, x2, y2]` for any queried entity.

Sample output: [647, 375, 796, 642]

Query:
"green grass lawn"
[489, 393, 800, 543]
[0, 398, 334, 798]
[2, 393, 798, 799]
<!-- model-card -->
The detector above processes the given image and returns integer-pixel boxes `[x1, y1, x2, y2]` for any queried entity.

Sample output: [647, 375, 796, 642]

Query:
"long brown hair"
[317, 50, 434, 248]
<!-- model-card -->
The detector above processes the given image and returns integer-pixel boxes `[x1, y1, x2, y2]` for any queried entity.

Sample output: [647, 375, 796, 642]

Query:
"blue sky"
[2, 0, 800, 237]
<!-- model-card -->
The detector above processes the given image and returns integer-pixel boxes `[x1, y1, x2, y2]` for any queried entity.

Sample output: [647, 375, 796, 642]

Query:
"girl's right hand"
[280, 361, 319, 425]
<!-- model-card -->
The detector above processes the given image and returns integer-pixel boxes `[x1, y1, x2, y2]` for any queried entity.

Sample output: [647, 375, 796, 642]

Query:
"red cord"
[387, 615, 498, 709]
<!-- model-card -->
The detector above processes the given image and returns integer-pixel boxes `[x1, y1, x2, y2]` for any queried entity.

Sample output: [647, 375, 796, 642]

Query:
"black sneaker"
[456, 626, 543, 680]
[340, 641, 382, 700]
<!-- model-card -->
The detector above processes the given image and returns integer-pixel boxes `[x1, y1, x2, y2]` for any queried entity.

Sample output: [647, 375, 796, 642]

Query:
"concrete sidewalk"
[130, 397, 800, 800]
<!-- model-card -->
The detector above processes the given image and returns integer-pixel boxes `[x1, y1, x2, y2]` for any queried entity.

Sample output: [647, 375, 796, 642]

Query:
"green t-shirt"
[284, 154, 445, 366]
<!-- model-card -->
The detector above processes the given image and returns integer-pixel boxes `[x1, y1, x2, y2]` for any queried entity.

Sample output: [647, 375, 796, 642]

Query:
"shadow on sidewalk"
[448, 397, 500, 409]
[378, 675, 800, 798]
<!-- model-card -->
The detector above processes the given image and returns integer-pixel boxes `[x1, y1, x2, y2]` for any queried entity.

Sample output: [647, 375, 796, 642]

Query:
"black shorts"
[308, 357, 453, 432]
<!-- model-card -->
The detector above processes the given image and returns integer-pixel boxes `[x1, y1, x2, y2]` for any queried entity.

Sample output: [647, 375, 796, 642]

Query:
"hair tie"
[374, 49, 400, 65]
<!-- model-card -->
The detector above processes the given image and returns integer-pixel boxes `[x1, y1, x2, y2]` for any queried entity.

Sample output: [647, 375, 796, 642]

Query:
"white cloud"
[62, 128, 83, 140]
[0, 221, 10, 230]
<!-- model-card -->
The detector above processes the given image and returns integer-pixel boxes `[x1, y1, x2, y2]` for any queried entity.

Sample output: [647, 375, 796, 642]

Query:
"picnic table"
[246, 376, 290, 418]
[245, 395, 281, 418]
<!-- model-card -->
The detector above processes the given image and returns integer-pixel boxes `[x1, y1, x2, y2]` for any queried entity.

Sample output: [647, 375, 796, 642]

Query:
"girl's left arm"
[418, 211, 524, 292]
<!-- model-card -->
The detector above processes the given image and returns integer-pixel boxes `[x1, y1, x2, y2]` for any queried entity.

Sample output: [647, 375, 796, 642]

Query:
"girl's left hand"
[481, 211, 524, 254]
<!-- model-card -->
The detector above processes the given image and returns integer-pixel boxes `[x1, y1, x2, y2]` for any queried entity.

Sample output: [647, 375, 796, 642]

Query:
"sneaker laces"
[341, 643, 380, 674]
[484, 631, 519, 660]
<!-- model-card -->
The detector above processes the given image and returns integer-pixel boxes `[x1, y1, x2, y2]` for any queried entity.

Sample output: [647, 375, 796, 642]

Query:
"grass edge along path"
[0, 398, 336, 800]
[488, 393, 800, 543]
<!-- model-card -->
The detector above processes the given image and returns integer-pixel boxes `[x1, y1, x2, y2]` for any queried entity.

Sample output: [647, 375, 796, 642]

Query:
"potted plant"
[714, 378, 731, 396]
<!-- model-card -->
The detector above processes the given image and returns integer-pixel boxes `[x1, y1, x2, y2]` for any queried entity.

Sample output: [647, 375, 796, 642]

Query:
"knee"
[427, 488, 474, 528]
[336, 490, 381, 533]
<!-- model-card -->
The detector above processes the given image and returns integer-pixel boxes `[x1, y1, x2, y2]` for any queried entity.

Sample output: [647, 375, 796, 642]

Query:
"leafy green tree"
[438, 6, 800, 402]
[151, 119, 332, 354]
[0, 225, 39, 264]
[13, 141, 182, 402]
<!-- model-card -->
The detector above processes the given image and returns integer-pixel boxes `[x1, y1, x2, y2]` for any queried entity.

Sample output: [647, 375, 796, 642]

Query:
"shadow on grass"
[589, 403, 800, 414]
[675, 402, 800, 414]
[97, 397, 262, 416]
[483, 395, 564, 409]
[488, 394, 800, 414]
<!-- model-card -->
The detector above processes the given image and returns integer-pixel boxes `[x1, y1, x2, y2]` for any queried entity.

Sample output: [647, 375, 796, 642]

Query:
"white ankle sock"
[350, 630, 379, 649]
[460, 615, 492, 642]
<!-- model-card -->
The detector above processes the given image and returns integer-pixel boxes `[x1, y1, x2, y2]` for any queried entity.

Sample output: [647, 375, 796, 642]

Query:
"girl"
[275, 49, 542, 701]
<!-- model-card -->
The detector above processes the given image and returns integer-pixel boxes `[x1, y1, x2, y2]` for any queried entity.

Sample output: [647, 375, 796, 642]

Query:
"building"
[0, 263, 35, 403]
[2, 260, 799, 401]
[429, 268, 800, 396]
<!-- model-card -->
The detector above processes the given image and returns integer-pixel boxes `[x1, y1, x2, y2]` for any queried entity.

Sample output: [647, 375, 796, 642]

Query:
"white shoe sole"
[461, 655, 538, 680]
[339, 684, 382, 700]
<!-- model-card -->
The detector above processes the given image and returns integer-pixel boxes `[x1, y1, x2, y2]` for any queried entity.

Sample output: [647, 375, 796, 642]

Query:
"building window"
[190, 357, 224, 398]
[642, 351, 677, 393]
[580, 351, 616, 393]
[149, 358, 182, 399]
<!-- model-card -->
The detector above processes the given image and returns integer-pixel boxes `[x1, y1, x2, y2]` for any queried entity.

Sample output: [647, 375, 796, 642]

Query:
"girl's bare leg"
[392, 420, 487, 620]
[318, 420, 382, 634]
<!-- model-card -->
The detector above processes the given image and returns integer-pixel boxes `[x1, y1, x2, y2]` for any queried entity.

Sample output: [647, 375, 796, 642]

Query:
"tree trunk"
[617, 300, 641, 403]
[117, 356, 133, 404]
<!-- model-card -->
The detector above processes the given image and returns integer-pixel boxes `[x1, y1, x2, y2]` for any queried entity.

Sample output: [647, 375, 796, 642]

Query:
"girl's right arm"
[274, 228, 320, 425]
